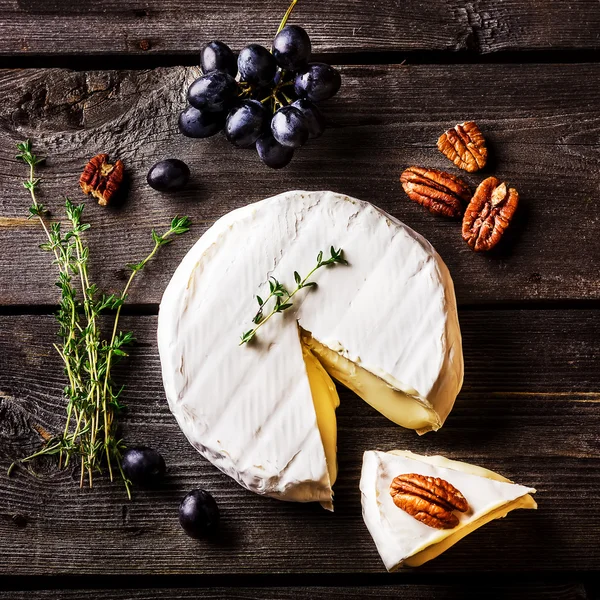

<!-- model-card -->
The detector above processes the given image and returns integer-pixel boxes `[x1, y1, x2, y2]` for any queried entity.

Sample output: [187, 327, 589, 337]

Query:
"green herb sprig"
[240, 247, 347, 345]
[11, 140, 191, 498]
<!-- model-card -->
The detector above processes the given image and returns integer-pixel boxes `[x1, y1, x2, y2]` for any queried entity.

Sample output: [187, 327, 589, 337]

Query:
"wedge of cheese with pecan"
[360, 450, 536, 571]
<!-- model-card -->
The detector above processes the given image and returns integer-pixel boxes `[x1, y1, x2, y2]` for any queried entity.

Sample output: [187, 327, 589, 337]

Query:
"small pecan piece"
[400, 166, 471, 218]
[390, 473, 469, 530]
[462, 177, 519, 251]
[79, 154, 124, 206]
[437, 121, 487, 173]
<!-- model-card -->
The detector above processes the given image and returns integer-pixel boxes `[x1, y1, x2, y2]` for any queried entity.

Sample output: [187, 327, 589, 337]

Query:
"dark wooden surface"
[2, 310, 599, 576]
[2, 0, 600, 56]
[2, 64, 600, 306]
[0, 583, 592, 600]
[1, 1, 599, 598]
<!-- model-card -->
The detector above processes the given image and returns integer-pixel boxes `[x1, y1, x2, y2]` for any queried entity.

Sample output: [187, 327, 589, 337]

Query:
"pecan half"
[437, 121, 488, 173]
[390, 473, 469, 530]
[79, 154, 124, 206]
[462, 177, 519, 251]
[400, 166, 471, 218]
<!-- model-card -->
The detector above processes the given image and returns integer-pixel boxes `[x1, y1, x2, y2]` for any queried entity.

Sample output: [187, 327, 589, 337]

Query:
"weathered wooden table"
[1, 2, 599, 598]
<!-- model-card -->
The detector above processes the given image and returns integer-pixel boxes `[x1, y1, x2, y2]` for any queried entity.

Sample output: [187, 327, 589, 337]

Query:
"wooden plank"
[1, 64, 599, 306]
[1, 309, 599, 574]
[1, 0, 600, 56]
[0, 583, 589, 600]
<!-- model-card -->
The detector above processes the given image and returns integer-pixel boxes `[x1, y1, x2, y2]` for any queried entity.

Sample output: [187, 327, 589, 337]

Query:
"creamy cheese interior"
[301, 331, 440, 432]
[299, 330, 441, 505]
[301, 343, 340, 494]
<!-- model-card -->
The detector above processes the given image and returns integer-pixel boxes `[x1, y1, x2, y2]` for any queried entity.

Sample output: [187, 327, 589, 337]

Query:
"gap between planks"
[2, 300, 600, 317]
[4, 49, 600, 71]
[0, 572, 597, 591]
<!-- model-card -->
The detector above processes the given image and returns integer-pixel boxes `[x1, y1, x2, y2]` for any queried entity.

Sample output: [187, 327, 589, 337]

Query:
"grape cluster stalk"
[179, 0, 342, 169]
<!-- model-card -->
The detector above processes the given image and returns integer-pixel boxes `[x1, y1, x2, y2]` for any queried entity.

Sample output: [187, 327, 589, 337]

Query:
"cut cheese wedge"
[158, 191, 463, 506]
[301, 342, 340, 511]
[360, 450, 537, 570]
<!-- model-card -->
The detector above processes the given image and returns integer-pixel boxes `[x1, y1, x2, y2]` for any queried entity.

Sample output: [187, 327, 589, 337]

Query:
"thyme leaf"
[240, 247, 347, 345]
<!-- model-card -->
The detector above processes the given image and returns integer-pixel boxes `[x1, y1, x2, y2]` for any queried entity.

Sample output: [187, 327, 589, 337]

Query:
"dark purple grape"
[271, 106, 309, 148]
[273, 25, 311, 71]
[147, 159, 190, 192]
[121, 446, 166, 486]
[200, 41, 237, 77]
[237, 44, 277, 87]
[291, 99, 325, 139]
[256, 134, 294, 169]
[294, 63, 341, 102]
[225, 100, 269, 147]
[179, 489, 220, 539]
[178, 106, 225, 138]
[187, 71, 238, 113]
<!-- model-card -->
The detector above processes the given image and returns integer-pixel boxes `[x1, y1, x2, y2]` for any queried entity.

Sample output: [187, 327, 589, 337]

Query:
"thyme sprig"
[240, 247, 347, 345]
[11, 140, 191, 498]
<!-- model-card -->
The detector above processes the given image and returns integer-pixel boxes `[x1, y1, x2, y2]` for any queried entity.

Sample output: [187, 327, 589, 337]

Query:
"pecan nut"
[79, 154, 124, 206]
[400, 166, 471, 218]
[462, 177, 519, 251]
[390, 473, 469, 530]
[437, 121, 488, 173]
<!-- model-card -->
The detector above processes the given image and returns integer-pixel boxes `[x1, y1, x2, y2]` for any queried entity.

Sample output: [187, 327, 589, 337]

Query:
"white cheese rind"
[158, 191, 463, 504]
[360, 450, 537, 571]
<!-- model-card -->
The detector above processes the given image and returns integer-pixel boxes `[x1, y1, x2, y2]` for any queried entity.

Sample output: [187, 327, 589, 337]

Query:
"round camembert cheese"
[158, 191, 463, 508]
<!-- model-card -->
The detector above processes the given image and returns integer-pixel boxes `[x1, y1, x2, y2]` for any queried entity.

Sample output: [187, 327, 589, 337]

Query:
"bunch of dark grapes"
[178, 1, 341, 169]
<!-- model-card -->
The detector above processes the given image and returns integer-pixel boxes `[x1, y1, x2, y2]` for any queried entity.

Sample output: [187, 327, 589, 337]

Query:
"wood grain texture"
[1, 64, 600, 306]
[1, 310, 599, 575]
[0, 583, 590, 600]
[1, 0, 600, 56]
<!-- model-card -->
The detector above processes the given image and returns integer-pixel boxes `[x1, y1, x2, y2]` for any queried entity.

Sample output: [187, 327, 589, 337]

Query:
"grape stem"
[248, 0, 301, 112]
[276, 0, 299, 36]
[237, 82, 253, 98]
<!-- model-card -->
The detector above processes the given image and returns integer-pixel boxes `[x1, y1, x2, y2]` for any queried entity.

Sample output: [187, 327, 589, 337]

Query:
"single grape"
[225, 100, 269, 147]
[178, 106, 225, 138]
[271, 106, 309, 148]
[238, 44, 277, 87]
[147, 159, 190, 192]
[187, 71, 238, 113]
[256, 134, 294, 169]
[294, 63, 341, 102]
[200, 41, 237, 77]
[121, 446, 166, 486]
[272, 25, 311, 71]
[291, 99, 325, 139]
[179, 489, 220, 539]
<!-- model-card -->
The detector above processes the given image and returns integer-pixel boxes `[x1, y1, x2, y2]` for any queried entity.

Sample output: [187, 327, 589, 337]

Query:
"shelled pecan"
[79, 154, 124, 206]
[390, 473, 469, 530]
[400, 166, 471, 218]
[462, 177, 519, 251]
[437, 121, 488, 173]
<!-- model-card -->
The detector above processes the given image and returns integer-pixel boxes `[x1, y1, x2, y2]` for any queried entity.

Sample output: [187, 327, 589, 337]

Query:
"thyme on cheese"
[240, 247, 347, 345]
[11, 140, 191, 498]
